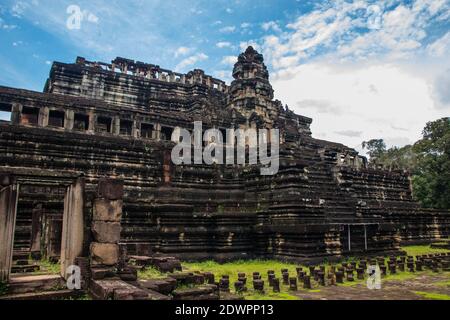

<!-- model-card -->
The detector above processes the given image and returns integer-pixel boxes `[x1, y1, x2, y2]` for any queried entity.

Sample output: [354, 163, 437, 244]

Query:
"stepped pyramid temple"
[0, 47, 449, 285]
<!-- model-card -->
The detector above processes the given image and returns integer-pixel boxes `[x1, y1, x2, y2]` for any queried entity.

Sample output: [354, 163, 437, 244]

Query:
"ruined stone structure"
[0, 46, 449, 269]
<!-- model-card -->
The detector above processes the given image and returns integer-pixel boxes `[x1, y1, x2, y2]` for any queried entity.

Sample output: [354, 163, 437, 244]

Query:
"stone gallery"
[0, 46, 449, 299]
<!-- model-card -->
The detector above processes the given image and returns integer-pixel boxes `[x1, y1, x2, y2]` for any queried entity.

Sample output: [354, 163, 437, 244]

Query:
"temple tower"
[228, 46, 279, 126]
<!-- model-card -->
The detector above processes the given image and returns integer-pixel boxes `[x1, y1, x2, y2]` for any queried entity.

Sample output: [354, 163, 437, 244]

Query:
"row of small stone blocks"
[170, 253, 450, 295]
[370, 253, 450, 274]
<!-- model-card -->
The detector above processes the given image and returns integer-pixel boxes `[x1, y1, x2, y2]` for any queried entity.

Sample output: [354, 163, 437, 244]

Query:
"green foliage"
[37, 259, 60, 275]
[412, 118, 450, 209]
[0, 281, 8, 296]
[362, 139, 386, 159]
[362, 118, 450, 209]
[401, 244, 450, 256]
[413, 291, 450, 300]
[245, 291, 299, 300]
[138, 266, 166, 279]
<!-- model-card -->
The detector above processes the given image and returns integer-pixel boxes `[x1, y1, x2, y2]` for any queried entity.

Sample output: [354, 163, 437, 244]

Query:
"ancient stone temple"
[0, 46, 449, 273]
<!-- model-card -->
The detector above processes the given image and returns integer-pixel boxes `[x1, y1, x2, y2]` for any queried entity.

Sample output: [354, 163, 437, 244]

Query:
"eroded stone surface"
[90, 243, 119, 266]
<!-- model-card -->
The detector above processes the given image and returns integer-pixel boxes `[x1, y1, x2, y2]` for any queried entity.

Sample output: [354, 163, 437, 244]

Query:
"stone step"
[172, 285, 219, 300]
[0, 289, 84, 300]
[90, 279, 151, 300]
[8, 274, 66, 295]
[11, 264, 40, 273]
[13, 251, 30, 261]
[14, 259, 30, 266]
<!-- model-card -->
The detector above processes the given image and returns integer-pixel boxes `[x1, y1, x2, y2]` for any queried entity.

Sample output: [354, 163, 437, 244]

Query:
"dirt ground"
[294, 273, 450, 300]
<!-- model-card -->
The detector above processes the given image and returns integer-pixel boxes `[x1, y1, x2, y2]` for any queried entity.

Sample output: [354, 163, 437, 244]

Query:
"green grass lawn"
[402, 244, 450, 256]
[134, 245, 450, 300]
[179, 245, 450, 299]
[182, 259, 302, 300]
[138, 266, 167, 279]
[413, 291, 450, 300]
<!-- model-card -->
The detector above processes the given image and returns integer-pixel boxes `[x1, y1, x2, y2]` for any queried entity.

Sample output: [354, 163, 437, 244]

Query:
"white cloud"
[174, 46, 191, 58]
[190, 8, 203, 15]
[221, 55, 237, 66]
[86, 12, 99, 24]
[219, 26, 236, 33]
[427, 31, 450, 57]
[216, 41, 232, 48]
[272, 61, 448, 149]
[11, 1, 28, 18]
[175, 52, 208, 71]
[239, 40, 260, 51]
[259, 0, 450, 67]
[241, 22, 251, 29]
[213, 70, 233, 84]
[261, 21, 281, 33]
[0, 17, 18, 30]
[226, 8, 233, 14]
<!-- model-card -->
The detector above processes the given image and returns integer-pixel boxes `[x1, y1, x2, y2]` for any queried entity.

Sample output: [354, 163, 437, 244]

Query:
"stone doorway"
[0, 174, 85, 283]
[341, 223, 378, 254]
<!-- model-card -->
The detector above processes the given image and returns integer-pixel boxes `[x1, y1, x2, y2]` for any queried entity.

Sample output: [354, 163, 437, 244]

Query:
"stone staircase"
[11, 250, 40, 274]
[0, 274, 83, 300]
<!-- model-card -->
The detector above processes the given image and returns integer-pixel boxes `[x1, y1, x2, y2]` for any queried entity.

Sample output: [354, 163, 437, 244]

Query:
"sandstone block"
[92, 221, 121, 243]
[93, 199, 122, 222]
[97, 178, 123, 200]
[90, 243, 119, 266]
[138, 278, 177, 295]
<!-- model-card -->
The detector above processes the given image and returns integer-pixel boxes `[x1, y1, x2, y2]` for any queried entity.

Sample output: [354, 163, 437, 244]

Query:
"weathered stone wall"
[2, 121, 446, 263]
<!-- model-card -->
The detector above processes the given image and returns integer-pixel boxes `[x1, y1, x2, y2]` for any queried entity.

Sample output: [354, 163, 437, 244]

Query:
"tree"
[412, 118, 450, 209]
[361, 118, 450, 209]
[362, 139, 386, 160]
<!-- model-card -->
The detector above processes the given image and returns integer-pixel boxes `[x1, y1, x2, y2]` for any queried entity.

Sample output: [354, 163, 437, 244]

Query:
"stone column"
[90, 178, 123, 274]
[154, 123, 161, 140]
[11, 103, 22, 124]
[88, 111, 95, 133]
[60, 178, 85, 279]
[113, 116, 120, 135]
[30, 203, 43, 260]
[0, 175, 19, 282]
[65, 109, 74, 130]
[132, 119, 139, 138]
[38, 107, 49, 127]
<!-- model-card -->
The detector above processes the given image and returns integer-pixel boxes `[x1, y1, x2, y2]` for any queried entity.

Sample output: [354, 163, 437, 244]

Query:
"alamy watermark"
[66, 5, 99, 30]
[66, 265, 81, 290]
[171, 121, 279, 175]
[366, 265, 382, 289]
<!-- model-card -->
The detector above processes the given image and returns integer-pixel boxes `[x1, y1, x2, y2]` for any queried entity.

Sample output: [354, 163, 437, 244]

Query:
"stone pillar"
[172, 126, 181, 143]
[132, 119, 139, 138]
[38, 107, 49, 127]
[65, 109, 74, 130]
[90, 178, 123, 272]
[113, 116, 120, 135]
[30, 203, 43, 260]
[60, 177, 85, 279]
[11, 103, 22, 124]
[0, 175, 19, 282]
[154, 123, 161, 140]
[88, 111, 95, 132]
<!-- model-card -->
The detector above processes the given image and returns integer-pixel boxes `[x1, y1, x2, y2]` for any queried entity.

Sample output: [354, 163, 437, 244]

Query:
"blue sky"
[0, 0, 449, 152]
